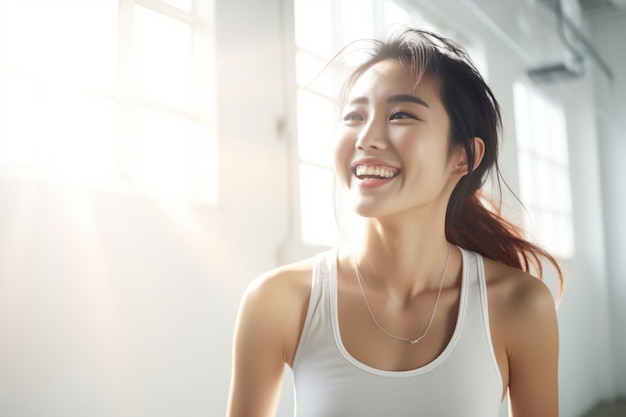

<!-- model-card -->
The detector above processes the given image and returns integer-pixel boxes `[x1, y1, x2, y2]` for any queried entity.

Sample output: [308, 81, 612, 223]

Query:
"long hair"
[338, 28, 563, 299]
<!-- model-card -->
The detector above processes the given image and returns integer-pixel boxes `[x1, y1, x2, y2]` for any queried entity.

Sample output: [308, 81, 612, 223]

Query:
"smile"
[354, 164, 400, 180]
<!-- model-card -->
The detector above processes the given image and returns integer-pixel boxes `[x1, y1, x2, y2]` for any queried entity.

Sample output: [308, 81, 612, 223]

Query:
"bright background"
[0, 0, 624, 416]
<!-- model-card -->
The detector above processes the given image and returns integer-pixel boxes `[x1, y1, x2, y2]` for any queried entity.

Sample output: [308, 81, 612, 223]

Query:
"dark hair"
[339, 28, 563, 300]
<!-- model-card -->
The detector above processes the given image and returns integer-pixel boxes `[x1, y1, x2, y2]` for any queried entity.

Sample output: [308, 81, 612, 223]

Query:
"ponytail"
[446, 189, 564, 302]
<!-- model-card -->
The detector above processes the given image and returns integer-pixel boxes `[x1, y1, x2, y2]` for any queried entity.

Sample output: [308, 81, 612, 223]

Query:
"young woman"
[227, 28, 562, 417]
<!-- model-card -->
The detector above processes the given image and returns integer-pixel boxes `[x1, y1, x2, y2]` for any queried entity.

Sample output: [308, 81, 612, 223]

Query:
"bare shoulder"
[228, 258, 318, 417]
[482, 258, 558, 352]
[481, 258, 559, 416]
[243, 257, 315, 321]
[237, 257, 316, 365]
[483, 258, 557, 316]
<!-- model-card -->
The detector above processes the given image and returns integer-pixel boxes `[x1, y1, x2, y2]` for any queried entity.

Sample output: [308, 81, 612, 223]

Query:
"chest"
[293, 272, 504, 416]
[336, 282, 461, 371]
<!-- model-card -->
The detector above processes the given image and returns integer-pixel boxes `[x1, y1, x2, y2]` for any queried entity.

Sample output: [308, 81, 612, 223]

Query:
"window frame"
[0, 0, 218, 204]
[513, 80, 575, 259]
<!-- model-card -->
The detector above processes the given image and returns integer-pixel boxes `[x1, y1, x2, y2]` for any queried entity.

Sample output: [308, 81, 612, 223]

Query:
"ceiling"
[413, 0, 622, 68]
[409, 0, 624, 85]
[573, 0, 626, 19]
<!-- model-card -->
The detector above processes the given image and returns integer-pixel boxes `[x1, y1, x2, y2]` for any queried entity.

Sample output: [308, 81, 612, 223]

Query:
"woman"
[227, 28, 562, 417]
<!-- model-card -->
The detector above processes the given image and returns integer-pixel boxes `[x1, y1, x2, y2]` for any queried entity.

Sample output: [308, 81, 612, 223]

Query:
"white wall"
[0, 1, 623, 417]
[0, 180, 246, 416]
[591, 10, 626, 397]
[0, 0, 289, 416]
[553, 74, 616, 416]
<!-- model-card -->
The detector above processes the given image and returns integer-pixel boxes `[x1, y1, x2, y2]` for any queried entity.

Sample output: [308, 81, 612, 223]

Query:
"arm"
[227, 276, 287, 417]
[226, 267, 311, 417]
[506, 279, 559, 417]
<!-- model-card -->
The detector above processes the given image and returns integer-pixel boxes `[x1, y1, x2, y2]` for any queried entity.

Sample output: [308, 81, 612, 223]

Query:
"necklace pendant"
[410, 339, 419, 344]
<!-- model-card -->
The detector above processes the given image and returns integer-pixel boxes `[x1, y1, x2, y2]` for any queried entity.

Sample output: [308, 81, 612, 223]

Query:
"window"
[513, 82, 575, 258]
[292, 0, 438, 246]
[0, 0, 216, 203]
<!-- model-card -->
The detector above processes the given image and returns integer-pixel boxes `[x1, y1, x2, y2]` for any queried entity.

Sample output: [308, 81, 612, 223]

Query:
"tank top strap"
[292, 248, 338, 370]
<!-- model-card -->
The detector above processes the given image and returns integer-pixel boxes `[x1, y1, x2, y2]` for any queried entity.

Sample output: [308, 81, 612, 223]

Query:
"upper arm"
[506, 278, 559, 417]
[226, 268, 311, 417]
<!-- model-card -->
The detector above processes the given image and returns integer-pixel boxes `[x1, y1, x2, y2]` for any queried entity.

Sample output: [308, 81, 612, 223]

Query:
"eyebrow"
[348, 94, 430, 108]
[387, 94, 430, 108]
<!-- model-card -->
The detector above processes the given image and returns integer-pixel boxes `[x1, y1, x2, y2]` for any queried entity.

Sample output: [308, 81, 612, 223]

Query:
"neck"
[354, 215, 452, 298]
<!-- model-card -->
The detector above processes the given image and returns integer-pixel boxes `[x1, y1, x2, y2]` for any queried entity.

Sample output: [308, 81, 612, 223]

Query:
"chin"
[351, 200, 391, 220]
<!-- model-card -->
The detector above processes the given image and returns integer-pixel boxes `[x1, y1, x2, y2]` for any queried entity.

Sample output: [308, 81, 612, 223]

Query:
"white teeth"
[355, 165, 398, 179]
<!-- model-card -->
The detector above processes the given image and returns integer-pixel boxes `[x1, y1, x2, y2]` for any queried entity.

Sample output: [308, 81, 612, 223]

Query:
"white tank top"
[292, 247, 503, 417]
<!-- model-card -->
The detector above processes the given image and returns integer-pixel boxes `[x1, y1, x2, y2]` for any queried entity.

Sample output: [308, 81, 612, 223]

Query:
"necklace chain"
[352, 245, 451, 345]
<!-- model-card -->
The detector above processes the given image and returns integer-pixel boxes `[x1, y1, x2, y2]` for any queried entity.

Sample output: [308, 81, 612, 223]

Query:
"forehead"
[347, 59, 440, 102]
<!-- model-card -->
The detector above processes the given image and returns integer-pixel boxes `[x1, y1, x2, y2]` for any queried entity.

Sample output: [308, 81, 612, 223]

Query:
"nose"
[354, 117, 387, 151]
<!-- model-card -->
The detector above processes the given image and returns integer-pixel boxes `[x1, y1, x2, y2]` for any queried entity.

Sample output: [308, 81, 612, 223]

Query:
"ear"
[454, 137, 485, 175]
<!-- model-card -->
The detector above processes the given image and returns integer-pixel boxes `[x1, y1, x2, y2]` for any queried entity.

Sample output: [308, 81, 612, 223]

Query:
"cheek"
[395, 126, 445, 156]
[333, 128, 354, 185]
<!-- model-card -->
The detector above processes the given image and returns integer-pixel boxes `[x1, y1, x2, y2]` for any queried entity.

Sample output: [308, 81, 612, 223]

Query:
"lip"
[355, 176, 395, 188]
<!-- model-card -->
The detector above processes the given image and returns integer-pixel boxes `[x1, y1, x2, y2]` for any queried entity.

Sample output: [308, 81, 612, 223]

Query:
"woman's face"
[334, 58, 466, 221]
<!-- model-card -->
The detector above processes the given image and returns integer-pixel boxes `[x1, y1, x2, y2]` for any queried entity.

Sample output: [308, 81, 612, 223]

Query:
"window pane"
[0, 72, 119, 177]
[553, 168, 573, 213]
[294, 0, 334, 57]
[190, 124, 218, 204]
[0, 0, 216, 203]
[297, 90, 337, 166]
[517, 152, 535, 206]
[534, 210, 552, 250]
[554, 214, 575, 257]
[384, 1, 410, 25]
[514, 82, 574, 257]
[296, 51, 334, 96]
[533, 97, 551, 158]
[42, 94, 119, 178]
[531, 209, 574, 259]
[340, 0, 374, 45]
[161, 0, 192, 11]
[549, 109, 569, 166]
[513, 83, 531, 150]
[299, 164, 337, 246]
[0, 0, 118, 88]
[135, 108, 192, 197]
[535, 158, 552, 206]
[0, 73, 34, 165]
[134, 6, 192, 107]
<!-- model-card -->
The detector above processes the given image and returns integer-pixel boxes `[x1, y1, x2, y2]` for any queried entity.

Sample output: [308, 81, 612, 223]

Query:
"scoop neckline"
[330, 246, 469, 377]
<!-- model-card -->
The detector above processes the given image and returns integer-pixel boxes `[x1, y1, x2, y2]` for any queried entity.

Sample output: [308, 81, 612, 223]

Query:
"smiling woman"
[227, 27, 564, 417]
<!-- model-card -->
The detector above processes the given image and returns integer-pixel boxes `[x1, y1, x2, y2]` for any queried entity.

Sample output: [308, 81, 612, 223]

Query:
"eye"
[390, 111, 418, 120]
[342, 112, 363, 122]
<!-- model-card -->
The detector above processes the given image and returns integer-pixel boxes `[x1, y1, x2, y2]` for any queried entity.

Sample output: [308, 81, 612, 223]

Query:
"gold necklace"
[352, 245, 451, 345]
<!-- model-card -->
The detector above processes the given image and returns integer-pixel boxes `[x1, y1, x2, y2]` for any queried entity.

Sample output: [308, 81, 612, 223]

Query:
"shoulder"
[245, 257, 314, 299]
[235, 254, 319, 365]
[482, 258, 556, 313]
[228, 256, 321, 416]
[482, 257, 558, 352]
[479, 257, 559, 415]
[479, 256, 559, 415]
